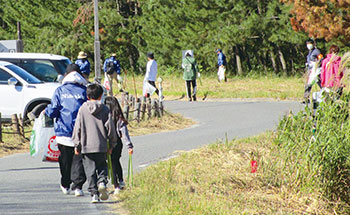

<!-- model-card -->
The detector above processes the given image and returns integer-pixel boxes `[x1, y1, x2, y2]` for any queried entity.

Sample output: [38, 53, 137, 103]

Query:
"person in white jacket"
[143, 52, 159, 97]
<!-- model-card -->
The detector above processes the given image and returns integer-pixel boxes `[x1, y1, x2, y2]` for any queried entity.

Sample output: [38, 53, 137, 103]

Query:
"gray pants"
[82, 153, 108, 196]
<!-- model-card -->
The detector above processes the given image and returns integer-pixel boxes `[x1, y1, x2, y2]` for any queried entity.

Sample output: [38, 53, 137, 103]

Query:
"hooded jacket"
[182, 56, 198, 81]
[72, 101, 118, 154]
[45, 72, 88, 145]
[321, 53, 343, 88]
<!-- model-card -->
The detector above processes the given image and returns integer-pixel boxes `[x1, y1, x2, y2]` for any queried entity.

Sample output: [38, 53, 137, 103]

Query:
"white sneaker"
[119, 181, 126, 189]
[91, 194, 99, 203]
[113, 187, 121, 195]
[74, 189, 84, 197]
[60, 185, 70, 195]
[98, 183, 108, 201]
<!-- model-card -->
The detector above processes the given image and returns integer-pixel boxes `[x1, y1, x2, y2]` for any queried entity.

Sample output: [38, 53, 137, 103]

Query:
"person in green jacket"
[182, 51, 198, 101]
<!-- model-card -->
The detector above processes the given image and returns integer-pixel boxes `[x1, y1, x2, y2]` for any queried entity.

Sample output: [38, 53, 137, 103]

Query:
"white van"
[0, 53, 71, 82]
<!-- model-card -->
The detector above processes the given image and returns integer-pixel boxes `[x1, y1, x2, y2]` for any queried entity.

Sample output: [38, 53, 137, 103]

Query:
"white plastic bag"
[103, 73, 110, 91]
[217, 67, 226, 81]
[143, 81, 156, 96]
[29, 112, 59, 162]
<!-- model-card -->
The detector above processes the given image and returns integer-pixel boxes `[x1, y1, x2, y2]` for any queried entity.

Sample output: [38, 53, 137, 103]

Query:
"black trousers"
[111, 139, 123, 187]
[82, 153, 108, 196]
[148, 81, 159, 95]
[186, 80, 197, 99]
[58, 144, 86, 190]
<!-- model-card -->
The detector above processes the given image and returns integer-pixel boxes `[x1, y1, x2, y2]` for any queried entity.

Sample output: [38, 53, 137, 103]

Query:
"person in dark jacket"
[103, 53, 123, 95]
[216, 49, 227, 82]
[304, 39, 323, 103]
[45, 64, 88, 197]
[75, 51, 91, 80]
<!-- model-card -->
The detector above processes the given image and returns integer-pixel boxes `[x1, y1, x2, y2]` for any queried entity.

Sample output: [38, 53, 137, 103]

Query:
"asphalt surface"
[0, 100, 303, 215]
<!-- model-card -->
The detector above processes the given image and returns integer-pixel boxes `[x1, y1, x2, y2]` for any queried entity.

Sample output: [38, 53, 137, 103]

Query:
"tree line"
[0, 0, 348, 76]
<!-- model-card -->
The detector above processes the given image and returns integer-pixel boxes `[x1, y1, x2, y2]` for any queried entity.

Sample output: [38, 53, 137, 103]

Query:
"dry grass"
[119, 133, 341, 215]
[111, 74, 305, 101]
[0, 133, 29, 158]
[128, 112, 195, 137]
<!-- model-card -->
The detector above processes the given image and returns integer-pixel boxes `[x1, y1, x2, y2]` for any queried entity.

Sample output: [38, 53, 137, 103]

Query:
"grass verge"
[112, 73, 305, 101]
[117, 132, 346, 215]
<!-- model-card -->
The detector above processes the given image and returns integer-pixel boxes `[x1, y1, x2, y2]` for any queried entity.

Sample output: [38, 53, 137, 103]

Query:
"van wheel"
[27, 103, 48, 121]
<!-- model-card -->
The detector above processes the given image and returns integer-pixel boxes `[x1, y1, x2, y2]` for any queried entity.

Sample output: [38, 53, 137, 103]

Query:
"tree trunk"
[235, 46, 243, 75]
[269, 50, 278, 73]
[278, 47, 287, 75]
[243, 46, 252, 71]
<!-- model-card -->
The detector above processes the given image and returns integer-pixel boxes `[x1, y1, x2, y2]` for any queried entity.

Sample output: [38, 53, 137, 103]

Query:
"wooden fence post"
[159, 100, 164, 116]
[19, 114, 24, 137]
[135, 98, 141, 123]
[147, 97, 152, 119]
[154, 99, 160, 117]
[11, 114, 20, 136]
[0, 112, 2, 142]
[141, 96, 146, 120]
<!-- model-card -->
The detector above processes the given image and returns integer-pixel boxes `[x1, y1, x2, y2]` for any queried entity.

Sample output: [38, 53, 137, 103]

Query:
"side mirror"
[57, 74, 64, 83]
[8, 77, 18, 86]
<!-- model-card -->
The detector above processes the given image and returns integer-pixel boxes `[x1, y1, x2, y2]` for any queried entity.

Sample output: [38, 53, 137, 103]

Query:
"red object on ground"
[250, 160, 257, 173]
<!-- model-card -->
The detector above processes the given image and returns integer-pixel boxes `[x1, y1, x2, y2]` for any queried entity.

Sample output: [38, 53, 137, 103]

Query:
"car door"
[0, 68, 24, 118]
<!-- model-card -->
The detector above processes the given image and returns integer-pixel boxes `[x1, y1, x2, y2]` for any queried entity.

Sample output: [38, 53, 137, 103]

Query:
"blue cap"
[216, 49, 222, 53]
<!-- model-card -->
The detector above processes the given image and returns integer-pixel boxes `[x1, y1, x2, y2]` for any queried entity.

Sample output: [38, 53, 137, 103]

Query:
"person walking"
[216, 49, 227, 82]
[103, 53, 123, 96]
[321, 45, 342, 89]
[45, 64, 88, 197]
[143, 52, 159, 96]
[72, 84, 119, 203]
[304, 39, 323, 103]
[75, 51, 91, 80]
[182, 51, 198, 101]
[104, 96, 133, 195]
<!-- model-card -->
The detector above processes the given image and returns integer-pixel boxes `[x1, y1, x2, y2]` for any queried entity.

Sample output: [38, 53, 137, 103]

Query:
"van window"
[19, 59, 58, 82]
[0, 68, 12, 84]
[52, 59, 70, 75]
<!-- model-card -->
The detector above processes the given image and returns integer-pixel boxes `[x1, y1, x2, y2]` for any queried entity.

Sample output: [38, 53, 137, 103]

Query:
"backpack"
[106, 60, 115, 75]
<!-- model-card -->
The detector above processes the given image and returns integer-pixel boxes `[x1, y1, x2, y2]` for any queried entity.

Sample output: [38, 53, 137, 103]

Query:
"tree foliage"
[284, 0, 350, 43]
[0, 0, 343, 76]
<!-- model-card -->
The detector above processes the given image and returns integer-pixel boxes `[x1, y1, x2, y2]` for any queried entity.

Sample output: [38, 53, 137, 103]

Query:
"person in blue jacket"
[216, 49, 227, 82]
[103, 53, 123, 95]
[75, 51, 91, 80]
[45, 64, 88, 197]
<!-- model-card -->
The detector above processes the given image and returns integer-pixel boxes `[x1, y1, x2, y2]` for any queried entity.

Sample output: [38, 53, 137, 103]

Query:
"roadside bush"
[272, 92, 350, 203]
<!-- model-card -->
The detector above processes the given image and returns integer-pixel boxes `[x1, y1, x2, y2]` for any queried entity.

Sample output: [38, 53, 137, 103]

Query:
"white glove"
[197, 72, 201, 78]
[117, 74, 123, 82]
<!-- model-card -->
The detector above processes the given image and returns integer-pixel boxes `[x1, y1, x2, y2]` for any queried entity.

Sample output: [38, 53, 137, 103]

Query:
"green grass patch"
[110, 73, 305, 100]
[118, 132, 349, 214]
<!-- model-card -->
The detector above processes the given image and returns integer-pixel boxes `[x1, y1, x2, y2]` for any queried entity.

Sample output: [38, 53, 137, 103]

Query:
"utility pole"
[94, 0, 101, 83]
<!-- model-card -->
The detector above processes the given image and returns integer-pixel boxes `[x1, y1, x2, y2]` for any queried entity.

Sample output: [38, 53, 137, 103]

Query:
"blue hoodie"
[45, 72, 88, 139]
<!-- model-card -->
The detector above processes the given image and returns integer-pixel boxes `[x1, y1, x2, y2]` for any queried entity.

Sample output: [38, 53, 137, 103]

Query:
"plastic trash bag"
[217, 66, 226, 81]
[29, 112, 60, 162]
[143, 81, 156, 96]
[103, 73, 110, 92]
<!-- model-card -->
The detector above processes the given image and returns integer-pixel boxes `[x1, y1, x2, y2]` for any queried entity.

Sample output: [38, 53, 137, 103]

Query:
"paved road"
[0, 100, 303, 215]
